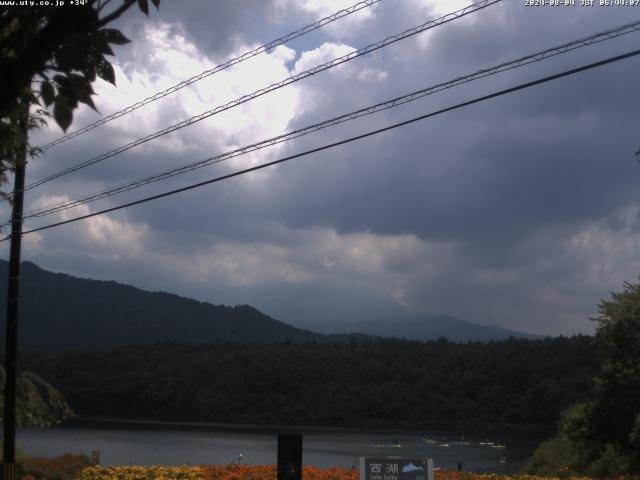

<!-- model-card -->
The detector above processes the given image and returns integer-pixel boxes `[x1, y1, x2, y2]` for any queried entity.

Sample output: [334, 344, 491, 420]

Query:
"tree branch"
[98, 0, 116, 12]
[97, 0, 137, 27]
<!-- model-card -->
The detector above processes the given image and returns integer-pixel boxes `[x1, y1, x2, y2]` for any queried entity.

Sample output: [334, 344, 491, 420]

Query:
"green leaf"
[40, 81, 55, 107]
[55, 44, 85, 71]
[79, 94, 97, 112]
[96, 58, 116, 85]
[62, 91, 78, 110]
[100, 28, 131, 46]
[23, 90, 39, 105]
[57, 82, 79, 111]
[94, 37, 114, 56]
[66, 73, 86, 85]
[73, 78, 98, 112]
[67, 74, 96, 96]
[137, 0, 149, 15]
[86, 65, 97, 83]
[53, 74, 68, 86]
[53, 97, 73, 132]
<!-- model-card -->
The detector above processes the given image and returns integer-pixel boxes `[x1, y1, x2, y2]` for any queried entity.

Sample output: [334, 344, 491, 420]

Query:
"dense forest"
[19, 336, 597, 432]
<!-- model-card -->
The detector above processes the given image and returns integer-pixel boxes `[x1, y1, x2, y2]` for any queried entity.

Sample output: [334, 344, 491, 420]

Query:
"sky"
[3, 0, 640, 336]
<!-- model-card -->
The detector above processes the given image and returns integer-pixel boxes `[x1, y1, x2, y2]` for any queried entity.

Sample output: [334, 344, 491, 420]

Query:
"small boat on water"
[491, 444, 506, 449]
[422, 437, 438, 444]
[438, 443, 450, 448]
[446, 436, 471, 446]
[479, 440, 494, 446]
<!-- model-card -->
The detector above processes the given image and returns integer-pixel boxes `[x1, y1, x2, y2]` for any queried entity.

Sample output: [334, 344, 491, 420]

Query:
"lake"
[16, 420, 541, 473]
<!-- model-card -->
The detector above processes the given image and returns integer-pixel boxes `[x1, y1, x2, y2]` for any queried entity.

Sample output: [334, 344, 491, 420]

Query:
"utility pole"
[2, 102, 28, 480]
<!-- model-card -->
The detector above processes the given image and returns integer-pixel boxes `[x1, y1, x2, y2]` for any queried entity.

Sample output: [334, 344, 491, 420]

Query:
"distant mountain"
[0, 260, 540, 352]
[0, 261, 363, 352]
[307, 314, 542, 342]
[349, 315, 541, 341]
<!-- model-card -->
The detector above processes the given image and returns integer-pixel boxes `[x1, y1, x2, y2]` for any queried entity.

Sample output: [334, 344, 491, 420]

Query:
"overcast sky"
[3, 0, 640, 335]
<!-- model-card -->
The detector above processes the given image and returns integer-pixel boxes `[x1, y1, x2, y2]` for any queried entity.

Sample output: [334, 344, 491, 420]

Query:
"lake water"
[16, 421, 540, 473]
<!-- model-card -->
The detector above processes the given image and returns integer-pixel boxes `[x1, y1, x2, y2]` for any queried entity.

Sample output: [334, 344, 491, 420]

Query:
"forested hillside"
[0, 261, 538, 350]
[20, 336, 597, 431]
[0, 261, 346, 350]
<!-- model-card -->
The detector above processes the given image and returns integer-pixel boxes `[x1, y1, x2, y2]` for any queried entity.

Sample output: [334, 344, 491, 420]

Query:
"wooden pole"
[2, 103, 27, 478]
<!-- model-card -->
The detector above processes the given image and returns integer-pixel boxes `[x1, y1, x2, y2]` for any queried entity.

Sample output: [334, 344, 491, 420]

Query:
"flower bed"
[79, 466, 358, 480]
[75, 465, 640, 480]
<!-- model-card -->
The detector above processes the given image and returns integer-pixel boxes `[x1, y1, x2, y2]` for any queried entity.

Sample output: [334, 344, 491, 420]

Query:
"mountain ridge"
[0, 260, 539, 351]
[0, 260, 334, 351]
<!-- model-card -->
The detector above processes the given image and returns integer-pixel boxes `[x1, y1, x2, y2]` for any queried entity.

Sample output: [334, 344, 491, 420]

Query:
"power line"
[21, 18, 640, 221]
[37, 0, 383, 152]
[20, 0, 500, 194]
[8, 47, 640, 242]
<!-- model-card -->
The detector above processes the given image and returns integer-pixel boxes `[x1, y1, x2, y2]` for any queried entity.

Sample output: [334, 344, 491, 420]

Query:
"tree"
[526, 280, 640, 476]
[0, 0, 160, 184]
[584, 280, 640, 470]
[1, 1, 160, 472]
[0, 367, 73, 428]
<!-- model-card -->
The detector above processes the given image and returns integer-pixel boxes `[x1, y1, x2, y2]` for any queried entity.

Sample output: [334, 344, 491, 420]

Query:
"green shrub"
[584, 444, 632, 478]
[521, 437, 581, 477]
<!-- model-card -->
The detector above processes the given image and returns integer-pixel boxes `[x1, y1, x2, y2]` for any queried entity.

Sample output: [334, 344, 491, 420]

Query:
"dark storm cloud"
[209, 3, 640, 249]
[11, 0, 640, 336]
[111, 0, 283, 60]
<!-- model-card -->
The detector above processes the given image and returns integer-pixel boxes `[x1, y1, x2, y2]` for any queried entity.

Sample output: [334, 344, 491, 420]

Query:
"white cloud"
[119, 24, 301, 159]
[25, 195, 148, 261]
[418, 0, 472, 15]
[153, 226, 456, 314]
[292, 42, 357, 75]
[412, 0, 501, 51]
[296, 0, 376, 17]
[190, 242, 315, 287]
[273, 0, 378, 39]
[357, 67, 388, 82]
[22, 20, 316, 208]
[272, 45, 297, 63]
[567, 205, 640, 287]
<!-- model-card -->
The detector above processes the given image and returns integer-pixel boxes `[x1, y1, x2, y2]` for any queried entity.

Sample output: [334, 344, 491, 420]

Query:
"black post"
[277, 434, 302, 480]
[2, 105, 27, 478]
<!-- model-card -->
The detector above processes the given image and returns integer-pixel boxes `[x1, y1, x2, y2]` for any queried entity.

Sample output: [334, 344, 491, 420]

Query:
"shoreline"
[57, 416, 552, 438]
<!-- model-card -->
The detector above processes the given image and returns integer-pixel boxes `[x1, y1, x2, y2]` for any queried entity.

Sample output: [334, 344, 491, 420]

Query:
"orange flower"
[198, 465, 356, 480]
